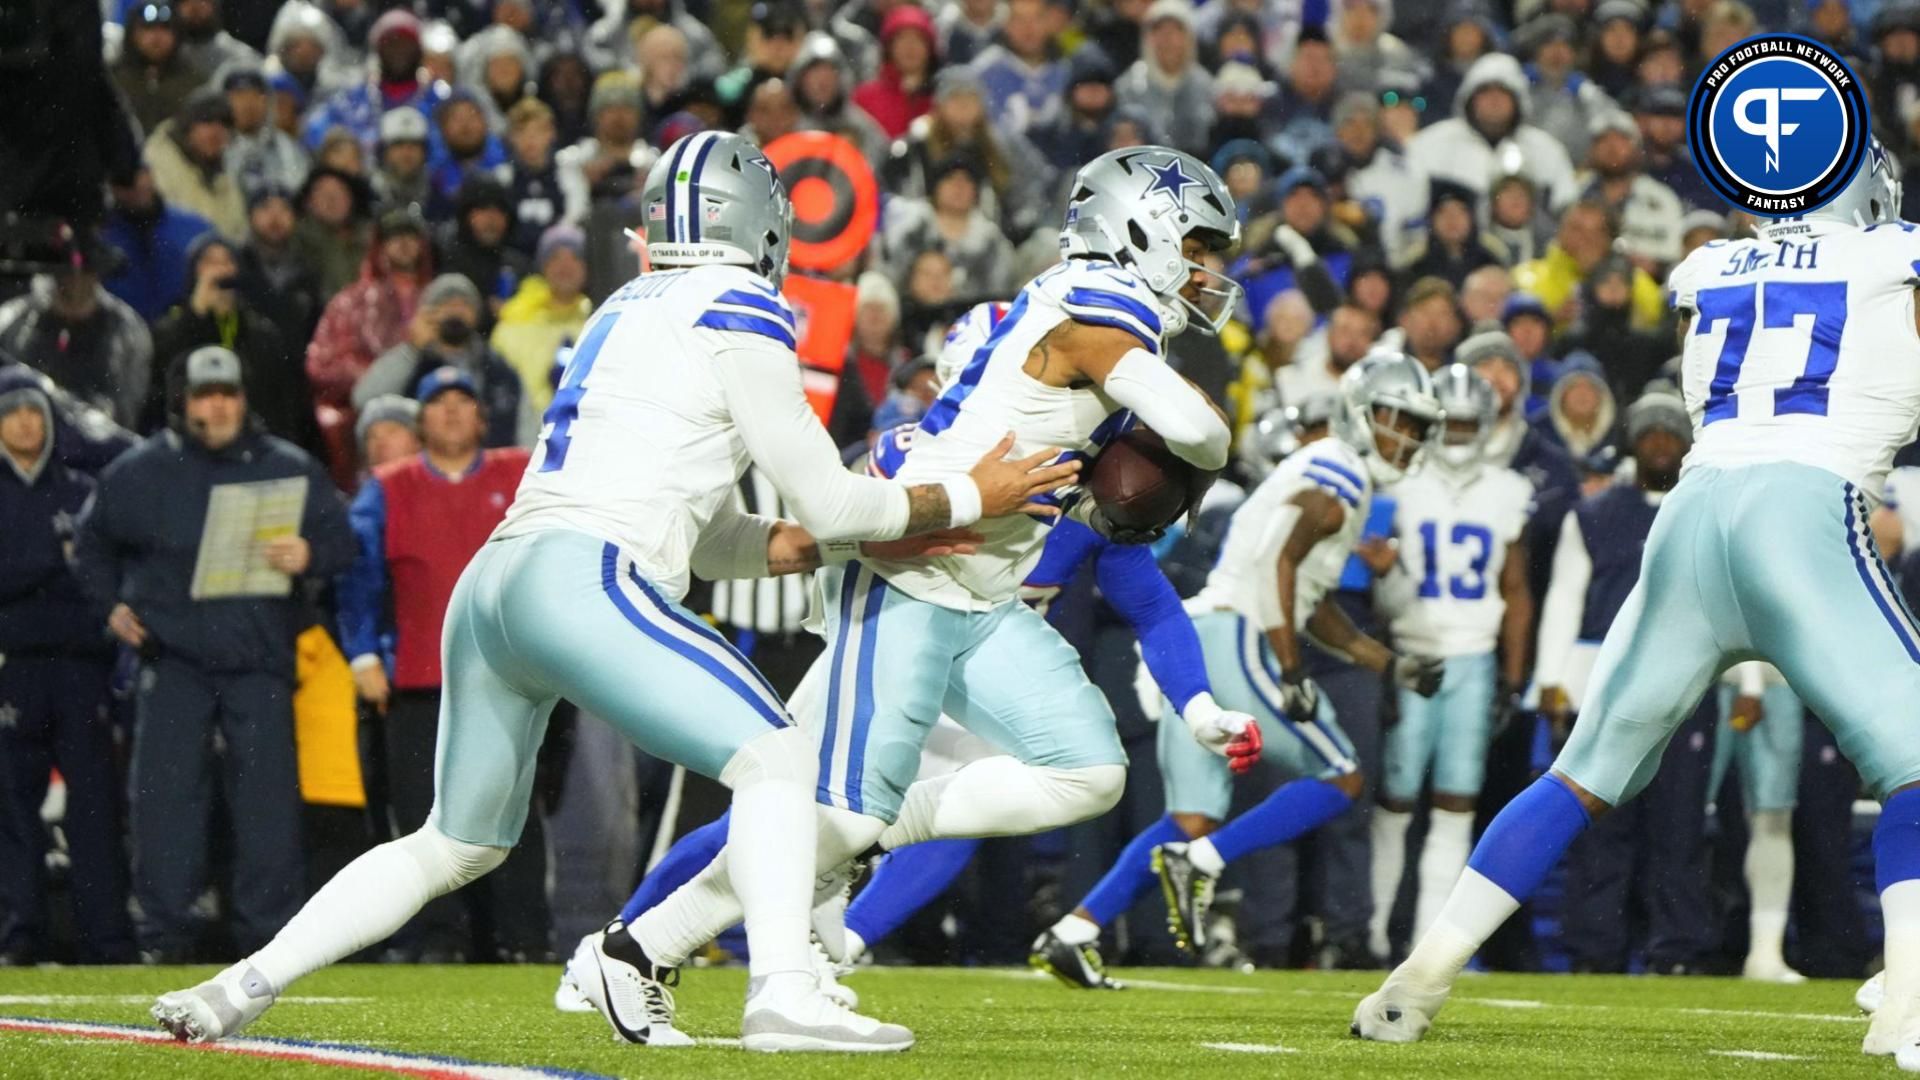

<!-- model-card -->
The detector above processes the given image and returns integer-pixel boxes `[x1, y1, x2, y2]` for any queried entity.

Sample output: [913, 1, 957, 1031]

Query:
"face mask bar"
[1371, 403, 1433, 473]
[1175, 260, 1243, 337]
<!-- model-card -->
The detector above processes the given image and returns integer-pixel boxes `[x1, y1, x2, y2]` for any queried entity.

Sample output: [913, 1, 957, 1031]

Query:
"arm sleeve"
[1101, 349, 1230, 470]
[690, 500, 777, 582]
[710, 340, 919, 540]
[72, 483, 122, 617]
[1532, 509, 1590, 689]
[1096, 543, 1209, 714]
[336, 477, 390, 665]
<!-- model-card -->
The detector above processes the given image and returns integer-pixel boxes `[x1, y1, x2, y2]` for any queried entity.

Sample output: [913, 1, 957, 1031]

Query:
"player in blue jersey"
[1353, 141, 1920, 1066]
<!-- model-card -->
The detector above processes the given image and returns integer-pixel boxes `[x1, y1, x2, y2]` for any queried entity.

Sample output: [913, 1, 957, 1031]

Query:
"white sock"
[1397, 867, 1518, 990]
[1368, 808, 1413, 956]
[249, 826, 505, 992]
[727, 773, 815, 979]
[1415, 809, 1476, 945]
[1050, 912, 1100, 947]
[1186, 836, 1226, 877]
[1876, 879, 1920, 1042]
[1744, 809, 1795, 970]
[844, 929, 868, 964]
[876, 760, 1123, 849]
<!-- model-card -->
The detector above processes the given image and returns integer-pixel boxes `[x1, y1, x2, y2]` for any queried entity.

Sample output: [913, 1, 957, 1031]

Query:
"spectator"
[884, 68, 1038, 242]
[1460, 328, 1580, 499]
[336, 367, 546, 961]
[171, 0, 261, 77]
[102, 167, 217, 324]
[74, 346, 353, 962]
[145, 88, 249, 242]
[790, 32, 890, 165]
[1513, 199, 1666, 332]
[149, 234, 319, 452]
[850, 271, 913, 420]
[1559, 254, 1669, 404]
[537, 51, 596, 149]
[1116, 0, 1213, 158]
[1332, 0, 1416, 95]
[491, 224, 591, 416]
[437, 176, 531, 320]
[1204, 62, 1272, 158]
[1408, 52, 1576, 202]
[717, 1, 809, 121]
[939, 0, 1007, 66]
[1278, 302, 1379, 405]
[1244, 167, 1354, 311]
[422, 20, 462, 87]
[1211, 138, 1278, 220]
[1587, 0, 1646, 99]
[113, 2, 204, 137]
[0, 371, 135, 965]
[315, 126, 368, 177]
[457, 25, 535, 125]
[371, 107, 442, 219]
[428, 90, 510, 205]
[223, 64, 311, 196]
[743, 78, 804, 145]
[1030, 45, 1118, 178]
[1395, 275, 1466, 370]
[1204, 11, 1279, 81]
[1332, 91, 1428, 263]
[0, 362, 137, 476]
[1679, 209, 1728, 259]
[635, 25, 695, 119]
[1084, 0, 1151, 70]
[584, 0, 725, 80]
[306, 204, 433, 410]
[354, 394, 421, 474]
[495, 99, 580, 256]
[236, 186, 326, 356]
[1515, 14, 1615, 162]
[1397, 179, 1508, 289]
[352, 274, 533, 448]
[971, 0, 1067, 135]
[1531, 364, 1617, 460]
[1568, 111, 1684, 274]
[1460, 264, 1513, 328]
[1486, 172, 1554, 265]
[882, 155, 1015, 299]
[899, 247, 962, 356]
[1422, 5, 1500, 119]
[293, 166, 377, 298]
[854, 5, 942, 139]
[265, 1, 352, 105]
[1103, 103, 1161, 149]
[0, 242, 152, 430]
[1502, 293, 1561, 414]
[556, 72, 655, 209]
[303, 10, 450, 153]
[1268, 26, 1342, 166]
[1627, 83, 1719, 212]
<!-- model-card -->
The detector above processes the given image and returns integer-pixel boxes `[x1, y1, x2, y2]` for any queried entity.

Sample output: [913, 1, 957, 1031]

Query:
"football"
[1085, 427, 1219, 533]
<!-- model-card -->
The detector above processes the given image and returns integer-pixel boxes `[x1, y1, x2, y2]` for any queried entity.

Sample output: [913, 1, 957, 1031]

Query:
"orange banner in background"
[783, 273, 857, 426]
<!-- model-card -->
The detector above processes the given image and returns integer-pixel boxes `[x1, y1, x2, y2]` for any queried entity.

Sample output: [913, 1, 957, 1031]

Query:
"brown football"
[1086, 427, 1220, 533]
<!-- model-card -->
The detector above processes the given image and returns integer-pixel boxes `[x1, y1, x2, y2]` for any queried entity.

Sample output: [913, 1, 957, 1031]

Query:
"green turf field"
[0, 963, 1889, 1078]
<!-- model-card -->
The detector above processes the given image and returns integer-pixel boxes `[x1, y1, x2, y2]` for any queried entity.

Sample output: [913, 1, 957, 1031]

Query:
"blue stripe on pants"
[844, 570, 887, 815]
[1844, 484, 1920, 662]
[821, 564, 862, 805]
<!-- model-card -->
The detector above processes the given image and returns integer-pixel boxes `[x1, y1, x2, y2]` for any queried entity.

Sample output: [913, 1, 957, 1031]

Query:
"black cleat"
[1029, 930, 1123, 990]
[1151, 842, 1216, 954]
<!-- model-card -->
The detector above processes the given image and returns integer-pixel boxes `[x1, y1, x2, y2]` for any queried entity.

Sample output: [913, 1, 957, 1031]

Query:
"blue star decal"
[1143, 157, 1203, 210]
[1870, 137, 1890, 177]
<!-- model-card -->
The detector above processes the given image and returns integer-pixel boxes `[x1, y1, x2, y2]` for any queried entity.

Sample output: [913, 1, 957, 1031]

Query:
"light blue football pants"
[1384, 652, 1497, 803]
[808, 561, 1126, 823]
[430, 530, 794, 847]
[1557, 463, 1920, 805]
[1711, 683, 1805, 813]
[1158, 611, 1358, 821]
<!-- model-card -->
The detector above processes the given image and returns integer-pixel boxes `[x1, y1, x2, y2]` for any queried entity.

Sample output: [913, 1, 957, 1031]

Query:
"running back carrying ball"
[1083, 427, 1219, 541]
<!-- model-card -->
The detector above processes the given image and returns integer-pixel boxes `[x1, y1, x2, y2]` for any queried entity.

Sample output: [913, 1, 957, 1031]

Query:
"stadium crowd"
[0, 0, 1915, 980]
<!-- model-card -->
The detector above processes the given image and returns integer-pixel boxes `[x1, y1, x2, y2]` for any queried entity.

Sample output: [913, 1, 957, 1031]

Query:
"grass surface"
[0, 963, 1889, 1078]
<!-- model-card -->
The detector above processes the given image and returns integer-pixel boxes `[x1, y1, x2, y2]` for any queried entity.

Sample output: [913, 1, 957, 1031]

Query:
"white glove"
[1184, 692, 1263, 773]
[1272, 223, 1318, 267]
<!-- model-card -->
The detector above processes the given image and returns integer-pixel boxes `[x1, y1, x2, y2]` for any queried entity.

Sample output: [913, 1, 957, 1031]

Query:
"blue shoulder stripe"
[1304, 466, 1361, 508]
[1072, 313, 1159, 353]
[714, 288, 796, 328]
[1065, 287, 1164, 336]
[1310, 456, 1366, 492]
[694, 310, 796, 348]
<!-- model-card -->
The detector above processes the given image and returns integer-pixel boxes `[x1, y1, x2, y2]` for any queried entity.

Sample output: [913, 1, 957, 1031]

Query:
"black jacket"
[74, 423, 353, 678]
[148, 303, 323, 458]
[0, 379, 106, 656]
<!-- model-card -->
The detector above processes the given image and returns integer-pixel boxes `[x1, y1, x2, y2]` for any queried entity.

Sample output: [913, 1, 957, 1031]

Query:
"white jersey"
[862, 259, 1168, 611]
[498, 264, 907, 601]
[1386, 462, 1533, 657]
[1192, 437, 1374, 631]
[1668, 221, 1920, 502]
[936, 300, 1011, 386]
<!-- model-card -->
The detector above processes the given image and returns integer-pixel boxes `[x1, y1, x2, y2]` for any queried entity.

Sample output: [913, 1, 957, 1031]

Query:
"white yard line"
[0, 995, 369, 1006]
[1200, 1041, 1300, 1054]
[1708, 1049, 1816, 1062]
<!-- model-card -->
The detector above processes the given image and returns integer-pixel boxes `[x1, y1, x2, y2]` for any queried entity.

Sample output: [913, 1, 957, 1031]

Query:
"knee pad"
[1038, 763, 1126, 824]
[405, 825, 508, 892]
[721, 725, 817, 789]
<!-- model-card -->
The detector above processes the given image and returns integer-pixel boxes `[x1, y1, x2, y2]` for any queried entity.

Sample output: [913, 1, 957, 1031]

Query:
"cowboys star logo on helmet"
[1143, 157, 1204, 210]
[1687, 32, 1869, 217]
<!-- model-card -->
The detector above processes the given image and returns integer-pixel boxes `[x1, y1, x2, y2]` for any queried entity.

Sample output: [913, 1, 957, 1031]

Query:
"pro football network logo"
[1687, 33, 1869, 217]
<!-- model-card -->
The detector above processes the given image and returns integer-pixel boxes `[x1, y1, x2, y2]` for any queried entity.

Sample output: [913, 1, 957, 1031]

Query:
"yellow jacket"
[293, 625, 365, 809]
[492, 276, 592, 415]
[1511, 244, 1668, 333]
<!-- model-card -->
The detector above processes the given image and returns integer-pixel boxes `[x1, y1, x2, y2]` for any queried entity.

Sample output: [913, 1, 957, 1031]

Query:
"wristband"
[819, 538, 862, 564]
[940, 476, 982, 528]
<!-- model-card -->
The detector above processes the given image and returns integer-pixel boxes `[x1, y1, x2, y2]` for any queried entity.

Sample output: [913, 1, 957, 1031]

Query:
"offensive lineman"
[150, 131, 1075, 1053]
[1353, 140, 1920, 1067]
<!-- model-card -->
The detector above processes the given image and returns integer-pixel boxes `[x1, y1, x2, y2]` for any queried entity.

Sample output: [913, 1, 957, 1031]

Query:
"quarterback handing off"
[150, 131, 1076, 1053]
[1354, 139, 1920, 1063]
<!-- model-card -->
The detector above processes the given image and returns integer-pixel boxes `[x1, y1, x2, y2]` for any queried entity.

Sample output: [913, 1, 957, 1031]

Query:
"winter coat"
[851, 6, 940, 139]
[148, 304, 322, 456]
[111, 51, 204, 137]
[100, 201, 216, 323]
[1115, 59, 1215, 159]
[352, 342, 537, 449]
[490, 276, 590, 415]
[145, 121, 249, 241]
[0, 376, 107, 656]
[0, 277, 153, 430]
[1407, 54, 1575, 201]
[305, 245, 432, 408]
[226, 125, 312, 198]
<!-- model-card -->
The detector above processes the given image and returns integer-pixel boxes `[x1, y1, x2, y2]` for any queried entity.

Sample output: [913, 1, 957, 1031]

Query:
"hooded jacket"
[1532, 365, 1618, 460]
[145, 118, 249, 241]
[790, 33, 892, 166]
[852, 6, 941, 140]
[0, 277, 153, 431]
[456, 25, 536, 126]
[584, 0, 724, 80]
[1115, 8, 1215, 158]
[149, 297, 321, 457]
[74, 419, 353, 679]
[436, 178, 532, 311]
[0, 373, 107, 656]
[1407, 54, 1575, 200]
[267, 2, 358, 100]
[305, 223, 434, 408]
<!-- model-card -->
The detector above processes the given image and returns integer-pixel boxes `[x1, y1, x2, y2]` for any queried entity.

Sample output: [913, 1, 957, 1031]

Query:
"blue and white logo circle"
[1688, 34, 1868, 217]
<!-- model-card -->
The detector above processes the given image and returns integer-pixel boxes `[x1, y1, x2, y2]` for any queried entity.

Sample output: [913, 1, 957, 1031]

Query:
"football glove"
[1279, 674, 1322, 727]
[1391, 654, 1445, 697]
[1066, 496, 1166, 545]
[1184, 694, 1263, 774]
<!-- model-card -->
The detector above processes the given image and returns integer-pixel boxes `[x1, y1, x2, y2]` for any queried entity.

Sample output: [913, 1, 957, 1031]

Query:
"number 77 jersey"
[1669, 221, 1920, 501]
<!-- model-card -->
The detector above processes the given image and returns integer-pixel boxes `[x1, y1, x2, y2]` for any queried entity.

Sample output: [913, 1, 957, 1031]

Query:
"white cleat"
[554, 951, 594, 1013]
[572, 921, 695, 1047]
[1741, 957, 1808, 985]
[1351, 970, 1452, 1044]
[741, 975, 913, 1053]
[810, 860, 859, 963]
[811, 937, 859, 1010]
[151, 962, 277, 1043]
[1862, 971, 1888, 1015]
[1866, 993, 1910, 1057]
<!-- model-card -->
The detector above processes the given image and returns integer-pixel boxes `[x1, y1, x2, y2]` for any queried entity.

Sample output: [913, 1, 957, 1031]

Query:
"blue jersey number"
[538, 313, 617, 473]
[1693, 280, 1847, 424]
[1417, 521, 1495, 600]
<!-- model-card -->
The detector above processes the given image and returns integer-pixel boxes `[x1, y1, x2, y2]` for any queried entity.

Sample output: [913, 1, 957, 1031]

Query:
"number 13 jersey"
[1669, 221, 1920, 501]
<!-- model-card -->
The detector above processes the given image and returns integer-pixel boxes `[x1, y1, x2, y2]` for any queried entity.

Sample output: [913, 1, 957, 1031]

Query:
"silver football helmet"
[1059, 146, 1243, 336]
[1336, 351, 1441, 485]
[640, 131, 792, 285]
[1430, 363, 1497, 473]
[1239, 392, 1341, 481]
[1763, 134, 1902, 235]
